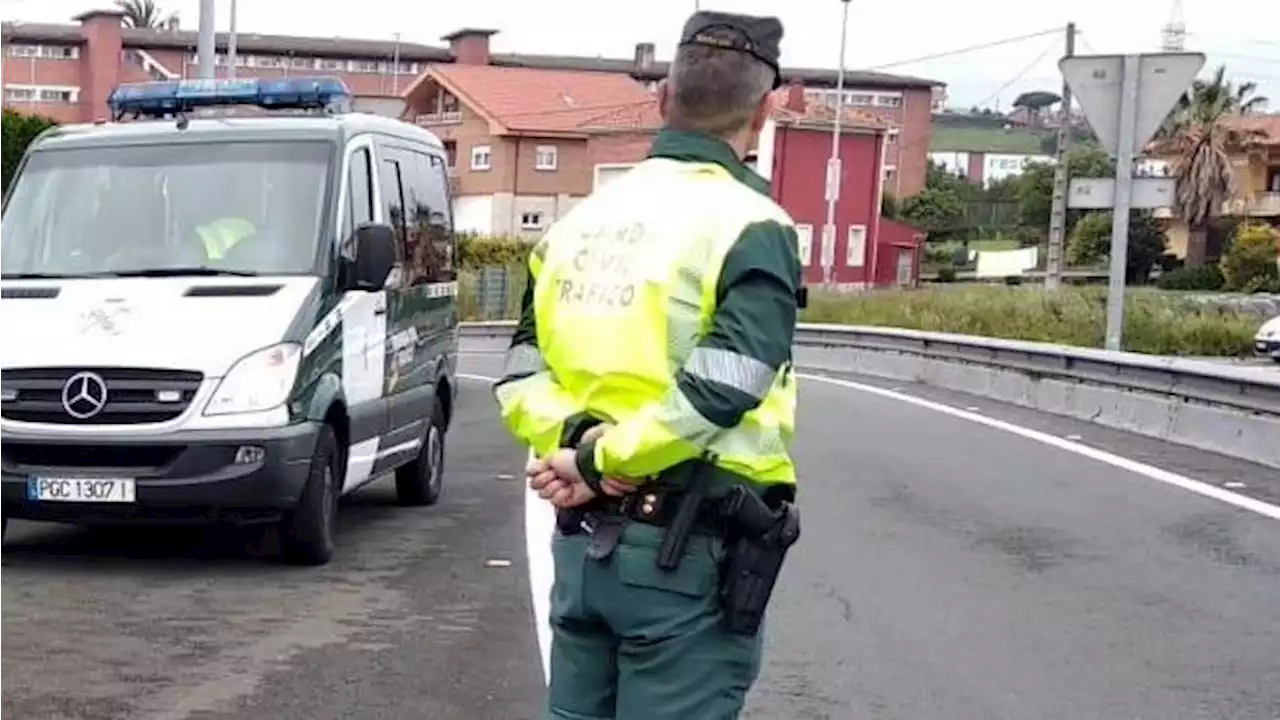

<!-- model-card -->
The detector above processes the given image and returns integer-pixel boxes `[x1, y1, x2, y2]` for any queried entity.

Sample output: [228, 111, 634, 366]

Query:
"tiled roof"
[1, 21, 943, 90]
[1226, 114, 1280, 146]
[768, 88, 886, 131]
[427, 64, 659, 135]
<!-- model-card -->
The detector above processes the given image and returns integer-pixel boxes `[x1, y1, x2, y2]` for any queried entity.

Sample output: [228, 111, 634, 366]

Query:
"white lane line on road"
[799, 373, 1280, 522]
[456, 373, 556, 681]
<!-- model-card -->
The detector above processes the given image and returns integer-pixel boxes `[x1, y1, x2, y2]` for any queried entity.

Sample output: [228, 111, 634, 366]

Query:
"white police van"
[0, 77, 459, 565]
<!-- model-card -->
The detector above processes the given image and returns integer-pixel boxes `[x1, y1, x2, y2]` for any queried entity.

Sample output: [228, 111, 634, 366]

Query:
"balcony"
[415, 110, 462, 127]
[1224, 192, 1280, 217]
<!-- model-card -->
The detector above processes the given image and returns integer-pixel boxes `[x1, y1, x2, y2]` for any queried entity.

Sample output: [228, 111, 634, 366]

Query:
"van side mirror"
[346, 222, 396, 291]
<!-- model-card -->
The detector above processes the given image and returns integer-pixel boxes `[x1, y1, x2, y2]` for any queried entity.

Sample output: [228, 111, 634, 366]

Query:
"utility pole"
[226, 0, 238, 79]
[1044, 21, 1075, 290]
[197, 0, 216, 79]
[822, 0, 852, 288]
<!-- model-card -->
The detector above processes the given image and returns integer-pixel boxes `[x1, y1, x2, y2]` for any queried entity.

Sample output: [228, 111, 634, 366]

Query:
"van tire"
[279, 424, 340, 566]
[395, 402, 446, 507]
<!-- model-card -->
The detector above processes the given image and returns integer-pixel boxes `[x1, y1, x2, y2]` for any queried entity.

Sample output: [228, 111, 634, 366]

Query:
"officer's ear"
[749, 90, 774, 135]
[655, 79, 672, 123]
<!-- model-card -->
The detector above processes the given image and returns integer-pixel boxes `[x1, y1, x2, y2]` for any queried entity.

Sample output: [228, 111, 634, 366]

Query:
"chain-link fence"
[458, 265, 525, 321]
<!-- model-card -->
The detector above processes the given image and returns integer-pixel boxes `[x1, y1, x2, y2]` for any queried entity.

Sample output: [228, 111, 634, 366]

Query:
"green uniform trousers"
[545, 521, 764, 720]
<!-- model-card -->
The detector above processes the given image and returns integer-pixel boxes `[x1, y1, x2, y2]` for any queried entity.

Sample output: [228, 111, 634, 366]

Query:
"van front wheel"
[395, 403, 445, 507]
[278, 424, 340, 566]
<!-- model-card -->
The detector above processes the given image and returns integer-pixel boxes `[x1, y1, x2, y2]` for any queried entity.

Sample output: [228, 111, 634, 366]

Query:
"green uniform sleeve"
[492, 263, 581, 457]
[582, 219, 801, 482]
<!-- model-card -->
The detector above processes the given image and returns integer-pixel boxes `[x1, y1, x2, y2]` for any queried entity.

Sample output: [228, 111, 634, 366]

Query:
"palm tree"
[1161, 66, 1268, 267]
[114, 0, 169, 29]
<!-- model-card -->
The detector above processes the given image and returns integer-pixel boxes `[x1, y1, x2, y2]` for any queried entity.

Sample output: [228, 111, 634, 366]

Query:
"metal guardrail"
[460, 320, 1280, 467]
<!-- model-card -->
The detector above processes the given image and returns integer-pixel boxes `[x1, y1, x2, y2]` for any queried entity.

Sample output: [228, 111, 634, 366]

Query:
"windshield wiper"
[102, 267, 260, 278]
[2, 272, 91, 280]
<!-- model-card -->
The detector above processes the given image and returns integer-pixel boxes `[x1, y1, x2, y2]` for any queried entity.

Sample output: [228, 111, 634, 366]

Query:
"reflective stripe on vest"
[528, 157, 799, 486]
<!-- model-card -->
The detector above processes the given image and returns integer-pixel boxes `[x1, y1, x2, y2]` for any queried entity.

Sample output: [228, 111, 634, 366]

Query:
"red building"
[758, 84, 924, 289]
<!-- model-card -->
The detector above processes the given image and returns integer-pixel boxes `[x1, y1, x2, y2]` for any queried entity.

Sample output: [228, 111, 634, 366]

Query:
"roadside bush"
[935, 267, 957, 283]
[1219, 221, 1279, 292]
[800, 285, 1261, 356]
[1155, 265, 1224, 291]
[2, 109, 57, 193]
[456, 233, 532, 270]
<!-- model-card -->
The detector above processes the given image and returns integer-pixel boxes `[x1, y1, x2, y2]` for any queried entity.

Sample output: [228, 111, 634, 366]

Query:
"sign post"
[1059, 52, 1204, 351]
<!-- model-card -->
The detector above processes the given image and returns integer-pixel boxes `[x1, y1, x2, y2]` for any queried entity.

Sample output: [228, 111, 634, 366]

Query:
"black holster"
[717, 485, 801, 637]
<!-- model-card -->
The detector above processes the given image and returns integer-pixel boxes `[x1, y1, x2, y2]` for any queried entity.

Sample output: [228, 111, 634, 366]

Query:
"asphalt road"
[3, 341, 1278, 720]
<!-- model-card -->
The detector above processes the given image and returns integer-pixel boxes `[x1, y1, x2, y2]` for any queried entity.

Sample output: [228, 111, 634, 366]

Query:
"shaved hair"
[664, 29, 776, 137]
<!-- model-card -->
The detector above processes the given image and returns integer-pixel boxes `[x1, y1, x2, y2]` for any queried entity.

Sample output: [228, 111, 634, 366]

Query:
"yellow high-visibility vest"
[496, 157, 799, 486]
[195, 217, 255, 261]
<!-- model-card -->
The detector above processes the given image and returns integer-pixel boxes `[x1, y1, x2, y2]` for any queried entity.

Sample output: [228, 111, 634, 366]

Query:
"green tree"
[1066, 210, 1167, 283]
[2, 109, 58, 193]
[1011, 144, 1113, 235]
[1159, 66, 1269, 268]
[900, 186, 964, 234]
[1219, 221, 1279, 291]
[114, 0, 177, 28]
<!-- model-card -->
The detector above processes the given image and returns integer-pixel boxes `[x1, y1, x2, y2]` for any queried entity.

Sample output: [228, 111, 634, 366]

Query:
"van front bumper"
[0, 421, 320, 525]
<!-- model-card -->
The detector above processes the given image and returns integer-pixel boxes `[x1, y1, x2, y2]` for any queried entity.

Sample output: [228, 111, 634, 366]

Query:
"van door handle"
[373, 307, 387, 316]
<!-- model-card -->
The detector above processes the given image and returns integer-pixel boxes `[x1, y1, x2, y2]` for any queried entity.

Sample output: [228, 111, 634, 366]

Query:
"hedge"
[2, 109, 57, 193]
[802, 285, 1263, 356]
[456, 233, 532, 270]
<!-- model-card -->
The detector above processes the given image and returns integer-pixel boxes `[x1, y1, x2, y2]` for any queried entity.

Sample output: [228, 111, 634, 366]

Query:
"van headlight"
[204, 343, 302, 416]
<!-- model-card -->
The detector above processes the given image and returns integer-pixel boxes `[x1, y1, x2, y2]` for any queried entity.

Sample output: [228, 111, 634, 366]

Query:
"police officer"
[494, 10, 801, 720]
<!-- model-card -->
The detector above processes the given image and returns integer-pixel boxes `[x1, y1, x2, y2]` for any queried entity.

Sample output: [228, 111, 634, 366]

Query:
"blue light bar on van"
[107, 77, 351, 117]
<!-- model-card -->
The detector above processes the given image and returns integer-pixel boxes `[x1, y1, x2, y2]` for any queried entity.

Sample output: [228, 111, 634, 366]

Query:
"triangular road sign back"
[1060, 52, 1205, 159]
[1133, 53, 1206, 154]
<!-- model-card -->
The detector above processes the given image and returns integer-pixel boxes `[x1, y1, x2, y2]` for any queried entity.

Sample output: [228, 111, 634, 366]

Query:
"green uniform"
[494, 10, 797, 719]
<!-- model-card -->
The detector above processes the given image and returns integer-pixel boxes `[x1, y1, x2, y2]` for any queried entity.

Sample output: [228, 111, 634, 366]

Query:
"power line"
[973, 38, 1062, 110]
[864, 28, 1063, 71]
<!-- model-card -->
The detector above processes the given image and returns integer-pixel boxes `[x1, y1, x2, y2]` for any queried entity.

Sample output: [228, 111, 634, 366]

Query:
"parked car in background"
[1256, 314, 1280, 363]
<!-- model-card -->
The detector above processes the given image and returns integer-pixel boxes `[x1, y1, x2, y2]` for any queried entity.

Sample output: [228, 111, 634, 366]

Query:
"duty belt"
[559, 485, 723, 537]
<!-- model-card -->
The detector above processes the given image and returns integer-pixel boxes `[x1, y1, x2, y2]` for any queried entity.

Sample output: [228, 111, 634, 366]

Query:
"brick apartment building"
[0, 11, 934, 281]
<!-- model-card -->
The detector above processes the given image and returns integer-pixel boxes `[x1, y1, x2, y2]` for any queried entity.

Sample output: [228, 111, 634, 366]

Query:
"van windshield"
[1, 140, 333, 278]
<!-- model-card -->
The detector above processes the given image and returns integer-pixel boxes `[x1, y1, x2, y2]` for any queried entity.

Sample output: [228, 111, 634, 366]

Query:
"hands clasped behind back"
[526, 424, 638, 508]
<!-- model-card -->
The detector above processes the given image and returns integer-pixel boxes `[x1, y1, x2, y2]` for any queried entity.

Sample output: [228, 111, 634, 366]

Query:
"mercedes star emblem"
[61, 371, 109, 419]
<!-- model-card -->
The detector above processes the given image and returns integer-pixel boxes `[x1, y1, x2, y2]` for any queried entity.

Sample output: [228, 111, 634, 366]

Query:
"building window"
[290, 56, 312, 69]
[350, 58, 379, 73]
[534, 145, 558, 171]
[887, 129, 900, 145]
[795, 224, 814, 266]
[442, 141, 457, 168]
[521, 211, 545, 230]
[6, 44, 39, 58]
[4, 85, 78, 103]
[846, 225, 867, 267]
[40, 45, 79, 60]
[317, 58, 345, 71]
[848, 93, 874, 106]
[39, 88, 74, 103]
[470, 145, 492, 171]
[875, 94, 903, 108]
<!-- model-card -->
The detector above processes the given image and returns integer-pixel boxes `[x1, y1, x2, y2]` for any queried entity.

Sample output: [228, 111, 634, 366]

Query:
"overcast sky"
[5, 0, 1278, 110]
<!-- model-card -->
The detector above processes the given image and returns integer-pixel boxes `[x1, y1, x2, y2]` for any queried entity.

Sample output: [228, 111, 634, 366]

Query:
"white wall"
[454, 195, 495, 235]
[928, 151, 970, 178]
[982, 153, 1054, 187]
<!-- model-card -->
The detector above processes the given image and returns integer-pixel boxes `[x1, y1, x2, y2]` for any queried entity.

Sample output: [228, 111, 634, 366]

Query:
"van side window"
[341, 146, 374, 261]
[409, 151, 456, 284]
[378, 154, 408, 288]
